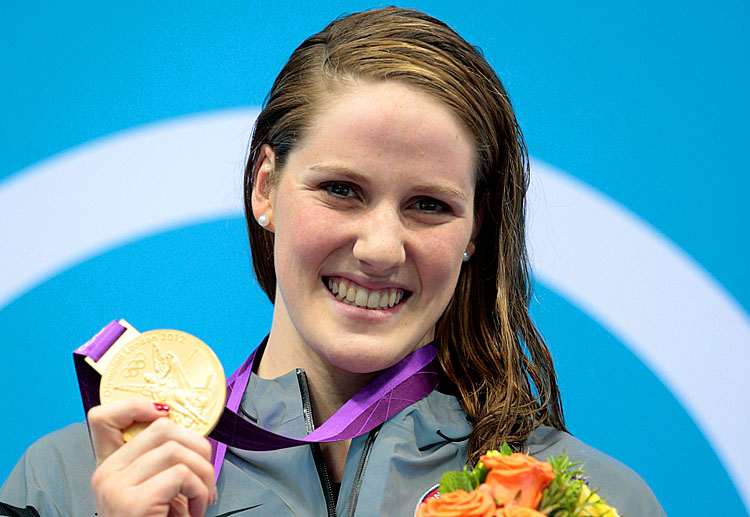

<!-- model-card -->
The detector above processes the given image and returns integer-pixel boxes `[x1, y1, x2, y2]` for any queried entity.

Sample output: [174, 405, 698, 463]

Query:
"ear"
[466, 198, 484, 257]
[251, 144, 276, 232]
[466, 238, 477, 258]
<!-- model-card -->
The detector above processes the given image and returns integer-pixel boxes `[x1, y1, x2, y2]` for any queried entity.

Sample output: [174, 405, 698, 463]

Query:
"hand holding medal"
[81, 321, 223, 516]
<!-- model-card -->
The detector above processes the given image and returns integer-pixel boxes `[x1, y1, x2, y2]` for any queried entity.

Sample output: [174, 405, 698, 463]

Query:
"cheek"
[414, 227, 469, 295]
[274, 200, 345, 274]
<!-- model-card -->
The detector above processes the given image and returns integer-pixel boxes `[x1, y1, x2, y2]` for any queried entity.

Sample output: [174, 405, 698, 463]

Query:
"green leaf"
[471, 461, 489, 485]
[537, 453, 587, 516]
[439, 470, 476, 494]
[500, 442, 513, 456]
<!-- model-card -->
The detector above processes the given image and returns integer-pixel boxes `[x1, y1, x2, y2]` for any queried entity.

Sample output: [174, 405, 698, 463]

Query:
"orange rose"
[494, 504, 547, 516]
[480, 453, 555, 508]
[416, 489, 496, 517]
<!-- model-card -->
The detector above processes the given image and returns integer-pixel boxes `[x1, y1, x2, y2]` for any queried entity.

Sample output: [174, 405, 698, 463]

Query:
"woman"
[1, 7, 664, 516]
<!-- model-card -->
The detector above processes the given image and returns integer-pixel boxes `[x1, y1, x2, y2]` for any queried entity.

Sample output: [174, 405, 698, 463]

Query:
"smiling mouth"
[323, 276, 411, 310]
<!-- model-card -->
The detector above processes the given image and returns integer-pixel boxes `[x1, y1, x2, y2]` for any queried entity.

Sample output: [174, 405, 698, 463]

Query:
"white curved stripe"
[1, 110, 748, 511]
[528, 159, 750, 512]
[0, 109, 258, 311]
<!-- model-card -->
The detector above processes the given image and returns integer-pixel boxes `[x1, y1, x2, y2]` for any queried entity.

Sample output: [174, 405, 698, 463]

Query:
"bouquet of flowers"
[416, 444, 620, 517]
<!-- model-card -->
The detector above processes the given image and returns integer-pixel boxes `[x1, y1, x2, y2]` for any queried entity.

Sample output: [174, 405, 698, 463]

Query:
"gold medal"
[98, 324, 226, 440]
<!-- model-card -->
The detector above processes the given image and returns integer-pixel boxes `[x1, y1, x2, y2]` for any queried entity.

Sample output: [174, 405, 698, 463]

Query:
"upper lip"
[324, 273, 412, 292]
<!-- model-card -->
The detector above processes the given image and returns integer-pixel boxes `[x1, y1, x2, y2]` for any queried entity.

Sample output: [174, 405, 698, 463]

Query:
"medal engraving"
[100, 329, 226, 439]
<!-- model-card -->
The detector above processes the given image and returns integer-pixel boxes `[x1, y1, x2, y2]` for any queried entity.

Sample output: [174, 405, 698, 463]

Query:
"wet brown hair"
[244, 6, 565, 463]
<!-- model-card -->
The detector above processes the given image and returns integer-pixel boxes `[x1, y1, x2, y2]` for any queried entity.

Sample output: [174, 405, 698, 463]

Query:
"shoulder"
[24, 421, 93, 460]
[1, 422, 96, 515]
[526, 426, 666, 516]
[391, 388, 472, 447]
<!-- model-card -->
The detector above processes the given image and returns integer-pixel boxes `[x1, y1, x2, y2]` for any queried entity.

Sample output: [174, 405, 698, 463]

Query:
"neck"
[257, 332, 377, 427]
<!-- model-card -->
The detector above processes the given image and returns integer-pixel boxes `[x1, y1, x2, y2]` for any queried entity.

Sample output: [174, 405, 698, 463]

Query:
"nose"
[352, 203, 406, 273]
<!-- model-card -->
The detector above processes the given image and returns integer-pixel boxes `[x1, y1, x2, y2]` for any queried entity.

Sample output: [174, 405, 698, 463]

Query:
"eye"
[322, 182, 358, 199]
[412, 197, 451, 213]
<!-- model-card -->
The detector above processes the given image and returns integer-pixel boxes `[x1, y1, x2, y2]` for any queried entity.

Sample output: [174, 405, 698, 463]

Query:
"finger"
[137, 463, 210, 517]
[118, 437, 215, 495]
[100, 417, 213, 475]
[169, 494, 190, 517]
[88, 398, 169, 464]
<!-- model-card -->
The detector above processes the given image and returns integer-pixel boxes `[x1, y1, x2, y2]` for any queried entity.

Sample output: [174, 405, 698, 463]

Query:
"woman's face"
[253, 81, 477, 374]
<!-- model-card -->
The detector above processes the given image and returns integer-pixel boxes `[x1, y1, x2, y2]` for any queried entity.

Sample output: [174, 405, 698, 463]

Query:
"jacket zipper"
[345, 425, 381, 517]
[296, 369, 337, 517]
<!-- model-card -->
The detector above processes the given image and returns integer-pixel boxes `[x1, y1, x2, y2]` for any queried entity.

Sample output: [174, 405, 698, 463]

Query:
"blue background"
[1, 2, 748, 515]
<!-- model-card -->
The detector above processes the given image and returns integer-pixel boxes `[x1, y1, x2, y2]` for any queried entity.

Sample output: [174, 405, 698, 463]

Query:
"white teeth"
[367, 291, 380, 309]
[326, 278, 406, 310]
[354, 288, 368, 307]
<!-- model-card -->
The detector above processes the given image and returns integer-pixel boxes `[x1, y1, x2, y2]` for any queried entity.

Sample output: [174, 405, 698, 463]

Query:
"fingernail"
[210, 486, 218, 505]
[153, 403, 170, 412]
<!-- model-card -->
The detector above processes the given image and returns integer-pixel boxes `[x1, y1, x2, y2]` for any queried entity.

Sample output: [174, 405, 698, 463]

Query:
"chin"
[318, 335, 424, 375]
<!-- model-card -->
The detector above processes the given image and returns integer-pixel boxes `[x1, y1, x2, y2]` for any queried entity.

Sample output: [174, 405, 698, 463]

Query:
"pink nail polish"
[153, 403, 170, 412]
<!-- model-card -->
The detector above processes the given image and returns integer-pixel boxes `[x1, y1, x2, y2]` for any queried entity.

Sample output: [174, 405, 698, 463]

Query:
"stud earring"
[258, 215, 270, 227]
[463, 252, 470, 262]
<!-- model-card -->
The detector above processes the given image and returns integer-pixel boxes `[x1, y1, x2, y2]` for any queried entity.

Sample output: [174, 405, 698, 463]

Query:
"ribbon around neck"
[74, 321, 441, 479]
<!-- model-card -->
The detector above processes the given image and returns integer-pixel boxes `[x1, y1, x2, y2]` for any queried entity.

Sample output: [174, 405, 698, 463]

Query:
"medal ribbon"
[74, 321, 440, 479]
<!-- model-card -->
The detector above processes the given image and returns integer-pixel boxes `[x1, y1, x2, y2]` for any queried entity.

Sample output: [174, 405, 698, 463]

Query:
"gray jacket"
[1, 367, 665, 516]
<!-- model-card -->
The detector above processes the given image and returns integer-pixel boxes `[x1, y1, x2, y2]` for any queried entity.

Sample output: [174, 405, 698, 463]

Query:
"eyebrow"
[309, 164, 468, 201]
[310, 165, 372, 185]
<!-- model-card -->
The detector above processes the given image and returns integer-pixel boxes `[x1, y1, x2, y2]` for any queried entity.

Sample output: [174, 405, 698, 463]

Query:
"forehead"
[289, 80, 477, 190]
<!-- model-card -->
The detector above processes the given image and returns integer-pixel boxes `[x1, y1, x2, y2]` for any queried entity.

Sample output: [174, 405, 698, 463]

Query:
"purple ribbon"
[74, 321, 440, 480]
